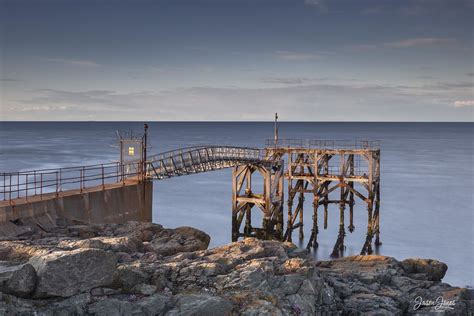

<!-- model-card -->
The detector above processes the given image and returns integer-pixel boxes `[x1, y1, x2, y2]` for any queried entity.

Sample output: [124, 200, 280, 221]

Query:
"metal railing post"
[40, 173, 43, 200]
[9, 174, 12, 202]
[17, 172, 20, 199]
[55, 171, 59, 197]
[122, 164, 125, 186]
[34, 170, 37, 195]
[101, 164, 105, 190]
[25, 174, 28, 201]
[2, 178, 5, 202]
[80, 168, 83, 193]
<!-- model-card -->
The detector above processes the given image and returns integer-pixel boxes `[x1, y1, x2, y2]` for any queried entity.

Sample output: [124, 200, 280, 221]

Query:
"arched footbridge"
[144, 146, 270, 179]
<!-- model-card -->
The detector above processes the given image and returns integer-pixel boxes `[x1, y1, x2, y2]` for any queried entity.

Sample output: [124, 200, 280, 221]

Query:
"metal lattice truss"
[145, 146, 270, 180]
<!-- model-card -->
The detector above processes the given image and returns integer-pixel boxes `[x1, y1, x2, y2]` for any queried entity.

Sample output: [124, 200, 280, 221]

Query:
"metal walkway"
[145, 146, 266, 179]
[0, 145, 268, 202]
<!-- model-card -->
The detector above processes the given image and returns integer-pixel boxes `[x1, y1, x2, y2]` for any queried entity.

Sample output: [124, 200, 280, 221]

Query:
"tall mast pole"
[274, 112, 279, 148]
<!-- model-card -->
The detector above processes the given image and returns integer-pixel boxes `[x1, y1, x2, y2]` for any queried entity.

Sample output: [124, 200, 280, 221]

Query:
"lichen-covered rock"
[0, 262, 37, 298]
[29, 248, 117, 298]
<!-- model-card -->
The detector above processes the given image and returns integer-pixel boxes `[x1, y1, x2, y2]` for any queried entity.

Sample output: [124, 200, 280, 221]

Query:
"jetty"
[0, 117, 381, 256]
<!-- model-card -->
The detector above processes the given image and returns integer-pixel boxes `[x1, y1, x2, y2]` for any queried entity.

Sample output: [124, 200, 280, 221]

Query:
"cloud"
[361, 5, 384, 15]
[0, 78, 22, 82]
[384, 38, 454, 48]
[260, 77, 360, 85]
[467, 73, 474, 77]
[453, 100, 474, 108]
[400, 0, 474, 16]
[8, 80, 472, 121]
[303, 0, 328, 12]
[352, 38, 454, 51]
[40, 57, 100, 67]
[275, 50, 323, 61]
[260, 77, 314, 84]
[423, 82, 472, 90]
[17, 105, 70, 112]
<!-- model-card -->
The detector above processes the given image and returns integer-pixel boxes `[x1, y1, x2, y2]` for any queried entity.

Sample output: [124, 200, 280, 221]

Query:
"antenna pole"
[274, 112, 279, 147]
[143, 123, 148, 178]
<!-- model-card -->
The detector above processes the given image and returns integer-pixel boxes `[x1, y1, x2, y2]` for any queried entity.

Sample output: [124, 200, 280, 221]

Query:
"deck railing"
[0, 146, 267, 202]
[266, 139, 380, 149]
[0, 161, 144, 203]
[1, 143, 379, 203]
[147, 146, 266, 179]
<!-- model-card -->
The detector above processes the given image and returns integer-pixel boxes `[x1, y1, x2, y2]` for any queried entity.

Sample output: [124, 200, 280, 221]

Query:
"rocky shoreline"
[0, 220, 472, 315]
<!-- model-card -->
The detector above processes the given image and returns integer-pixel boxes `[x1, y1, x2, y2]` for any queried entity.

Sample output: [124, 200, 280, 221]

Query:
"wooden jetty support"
[231, 160, 284, 241]
[229, 113, 382, 256]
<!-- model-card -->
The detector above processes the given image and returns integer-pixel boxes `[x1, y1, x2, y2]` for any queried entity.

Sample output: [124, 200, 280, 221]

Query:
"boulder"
[400, 258, 448, 281]
[0, 262, 37, 298]
[150, 227, 210, 257]
[29, 248, 117, 298]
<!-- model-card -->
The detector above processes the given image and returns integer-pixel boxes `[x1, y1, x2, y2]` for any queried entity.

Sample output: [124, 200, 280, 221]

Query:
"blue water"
[0, 122, 472, 287]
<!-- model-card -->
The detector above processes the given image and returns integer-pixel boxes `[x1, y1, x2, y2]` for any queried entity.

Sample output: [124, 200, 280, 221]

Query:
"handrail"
[265, 139, 381, 149]
[146, 146, 268, 180]
[0, 146, 269, 203]
[0, 143, 379, 203]
[0, 161, 144, 203]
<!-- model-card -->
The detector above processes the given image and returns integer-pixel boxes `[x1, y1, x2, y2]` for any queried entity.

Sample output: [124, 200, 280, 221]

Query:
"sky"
[0, 0, 473, 121]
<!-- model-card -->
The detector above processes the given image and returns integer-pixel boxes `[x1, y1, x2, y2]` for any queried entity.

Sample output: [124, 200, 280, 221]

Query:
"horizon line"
[0, 120, 473, 123]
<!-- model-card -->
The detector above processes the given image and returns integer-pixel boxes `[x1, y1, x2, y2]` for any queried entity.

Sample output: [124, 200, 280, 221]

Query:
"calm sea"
[0, 122, 472, 287]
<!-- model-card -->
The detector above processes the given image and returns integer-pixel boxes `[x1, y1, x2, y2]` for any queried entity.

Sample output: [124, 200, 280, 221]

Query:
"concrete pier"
[0, 179, 152, 234]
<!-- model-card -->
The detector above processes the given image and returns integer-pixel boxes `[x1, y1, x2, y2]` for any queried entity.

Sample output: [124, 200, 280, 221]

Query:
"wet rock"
[29, 248, 117, 298]
[0, 262, 37, 298]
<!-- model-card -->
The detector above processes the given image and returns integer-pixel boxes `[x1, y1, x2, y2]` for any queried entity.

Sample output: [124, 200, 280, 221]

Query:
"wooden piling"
[263, 144, 380, 257]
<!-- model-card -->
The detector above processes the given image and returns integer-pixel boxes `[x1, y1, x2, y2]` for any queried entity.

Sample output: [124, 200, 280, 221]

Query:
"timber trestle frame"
[144, 140, 381, 256]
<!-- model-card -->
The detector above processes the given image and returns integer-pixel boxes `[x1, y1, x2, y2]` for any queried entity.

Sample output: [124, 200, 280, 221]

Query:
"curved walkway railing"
[146, 146, 266, 179]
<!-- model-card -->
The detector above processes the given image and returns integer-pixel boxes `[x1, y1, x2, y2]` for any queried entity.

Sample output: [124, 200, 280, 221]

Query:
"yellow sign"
[128, 147, 135, 156]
